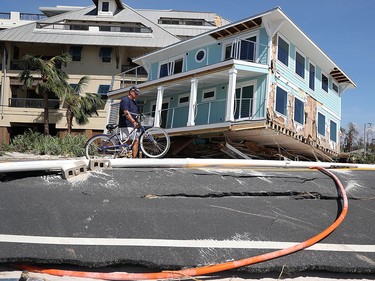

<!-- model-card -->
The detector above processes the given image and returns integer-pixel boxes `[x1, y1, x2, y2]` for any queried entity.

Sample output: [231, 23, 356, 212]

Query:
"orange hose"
[18, 166, 348, 280]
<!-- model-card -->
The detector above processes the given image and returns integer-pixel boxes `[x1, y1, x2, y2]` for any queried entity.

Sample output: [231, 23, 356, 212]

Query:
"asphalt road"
[0, 166, 374, 279]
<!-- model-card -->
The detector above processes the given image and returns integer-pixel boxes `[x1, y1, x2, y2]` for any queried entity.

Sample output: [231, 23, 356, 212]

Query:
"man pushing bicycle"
[119, 86, 140, 158]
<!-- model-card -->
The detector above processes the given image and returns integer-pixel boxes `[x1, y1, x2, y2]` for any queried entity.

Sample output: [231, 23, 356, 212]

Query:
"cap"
[129, 86, 140, 94]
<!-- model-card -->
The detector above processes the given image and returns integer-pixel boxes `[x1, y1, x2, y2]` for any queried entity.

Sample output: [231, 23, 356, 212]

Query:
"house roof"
[133, 7, 356, 88]
[0, 3, 179, 48]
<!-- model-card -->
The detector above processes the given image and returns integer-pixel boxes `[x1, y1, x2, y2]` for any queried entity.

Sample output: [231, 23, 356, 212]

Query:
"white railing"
[110, 65, 148, 91]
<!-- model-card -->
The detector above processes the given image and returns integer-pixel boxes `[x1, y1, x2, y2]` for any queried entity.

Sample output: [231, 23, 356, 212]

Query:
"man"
[119, 86, 140, 158]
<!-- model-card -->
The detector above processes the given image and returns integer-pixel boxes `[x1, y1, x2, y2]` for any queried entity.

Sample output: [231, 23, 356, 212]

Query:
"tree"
[19, 53, 71, 135]
[344, 122, 358, 152]
[65, 76, 104, 134]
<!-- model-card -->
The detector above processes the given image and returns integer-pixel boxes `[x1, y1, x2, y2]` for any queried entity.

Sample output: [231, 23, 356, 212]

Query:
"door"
[152, 102, 169, 128]
[234, 85, 254, 120]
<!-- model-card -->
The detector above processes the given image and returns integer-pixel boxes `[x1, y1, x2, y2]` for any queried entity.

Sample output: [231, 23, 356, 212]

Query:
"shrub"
[5, 130, 88, 157]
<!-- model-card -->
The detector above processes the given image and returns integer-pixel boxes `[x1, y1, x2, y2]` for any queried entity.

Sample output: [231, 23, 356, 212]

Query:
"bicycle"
[85, 114, 170, 159]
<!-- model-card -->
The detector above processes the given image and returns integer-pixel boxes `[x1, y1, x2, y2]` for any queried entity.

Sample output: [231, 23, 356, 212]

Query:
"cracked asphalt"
[0, 167, 374, 279]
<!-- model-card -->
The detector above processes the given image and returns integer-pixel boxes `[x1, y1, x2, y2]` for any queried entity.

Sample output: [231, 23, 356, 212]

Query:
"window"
[224, 36, 257, 62]
[159, 62, 171, 78]
[70, 25, 89, 31]
[275, 86, 288, 116]
[98, 85, 110, 95]
[224, 44, 232, 60]
[239, 36, 256, 61]
[102, 2, 109, 12]
[235, 84, 254, 119]
[69, 46, 83, 61]
[70, 84, 78, 93]
[330, 120, 337, 142]
[98, 85, 110, 104]
[99, 47, 112, 63]
[178, 95, 189, 106]
[277, 36, 289, 66]
[202, 89, 216, 101]
[173, 58, 183, 74]
[295, 51, 305, 79]
[309, 63, 315, 90]
[294, 98, 304, 124]
[159, 57, 184, 78]
[332, 82, 339, 93]
[195, 49, 206, 62]
[322, 73, 328, 92]
[317, 112, 325, 136]
[99, 26, 111, 32]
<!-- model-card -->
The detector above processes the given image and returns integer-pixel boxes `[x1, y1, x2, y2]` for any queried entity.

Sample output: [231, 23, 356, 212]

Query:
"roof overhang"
[263, 8, 356, 89]
[209, 17, 262, 40]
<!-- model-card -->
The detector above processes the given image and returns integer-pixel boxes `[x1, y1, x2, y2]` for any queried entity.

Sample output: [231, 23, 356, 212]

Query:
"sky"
[1, 0, 374, 137]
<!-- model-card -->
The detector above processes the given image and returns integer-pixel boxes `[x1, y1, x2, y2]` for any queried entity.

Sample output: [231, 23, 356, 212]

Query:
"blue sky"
[2, 0, 374, 135]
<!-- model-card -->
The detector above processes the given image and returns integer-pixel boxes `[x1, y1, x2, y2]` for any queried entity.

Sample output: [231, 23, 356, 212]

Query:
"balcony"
[9, 98, 60, 109]
[110, 65, 148, 90]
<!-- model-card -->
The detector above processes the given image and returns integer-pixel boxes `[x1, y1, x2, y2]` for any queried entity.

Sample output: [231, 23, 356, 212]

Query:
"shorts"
[119, 127, 140, 141]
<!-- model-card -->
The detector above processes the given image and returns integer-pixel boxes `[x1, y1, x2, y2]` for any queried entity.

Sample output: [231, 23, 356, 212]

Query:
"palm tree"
[19, 53, 71, 135]
[65, 76, 104, 134]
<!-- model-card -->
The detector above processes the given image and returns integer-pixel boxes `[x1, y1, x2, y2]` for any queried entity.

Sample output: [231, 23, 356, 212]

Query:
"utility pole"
[364, 123, 366, 154]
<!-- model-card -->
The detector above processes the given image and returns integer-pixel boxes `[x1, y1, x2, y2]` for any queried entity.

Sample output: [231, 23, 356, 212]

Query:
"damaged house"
[108, 7, 356, 161]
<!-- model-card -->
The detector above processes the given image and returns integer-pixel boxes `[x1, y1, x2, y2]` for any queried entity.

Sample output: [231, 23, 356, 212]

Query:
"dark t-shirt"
[119, 96, 139, 127]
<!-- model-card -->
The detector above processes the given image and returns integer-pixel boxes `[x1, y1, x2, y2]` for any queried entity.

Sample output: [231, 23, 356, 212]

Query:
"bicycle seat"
[106, 123, 118, 131]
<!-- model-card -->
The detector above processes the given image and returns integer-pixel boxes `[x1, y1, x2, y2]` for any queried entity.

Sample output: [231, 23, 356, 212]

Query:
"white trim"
[187, 78, 198, 126]
[178, 93, 189, 106]
[195, 48, 206, 63]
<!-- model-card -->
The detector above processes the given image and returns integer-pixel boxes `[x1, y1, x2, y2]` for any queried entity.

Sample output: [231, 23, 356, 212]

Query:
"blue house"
[108, 7, 356, 160]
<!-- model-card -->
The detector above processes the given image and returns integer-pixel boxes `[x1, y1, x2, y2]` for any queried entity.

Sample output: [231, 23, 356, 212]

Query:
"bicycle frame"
[105, 122, 149, 155]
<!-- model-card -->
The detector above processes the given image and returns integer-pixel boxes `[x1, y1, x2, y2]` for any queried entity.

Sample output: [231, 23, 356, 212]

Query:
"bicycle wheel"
[85, 134, 121, 159]
[140, 127, 170, 158]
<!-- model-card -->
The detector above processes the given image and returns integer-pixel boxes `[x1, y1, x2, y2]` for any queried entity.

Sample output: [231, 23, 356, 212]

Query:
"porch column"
[225, 68, 237, 122]
[187, 78, 198, 126]
[154, 86, 164, 128]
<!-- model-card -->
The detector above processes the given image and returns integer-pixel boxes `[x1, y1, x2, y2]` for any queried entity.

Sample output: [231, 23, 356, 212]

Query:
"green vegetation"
[19, 53, 72, 136]
[1, 130, 87, 158]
